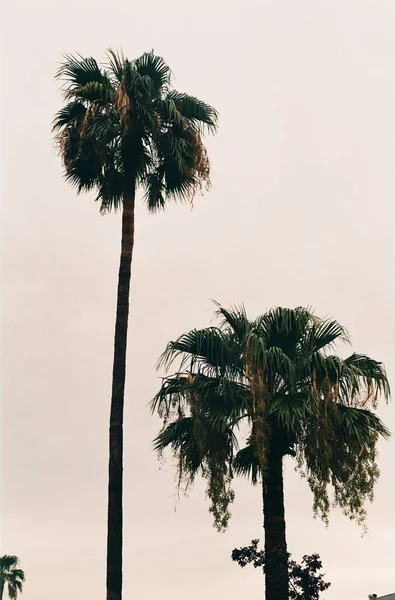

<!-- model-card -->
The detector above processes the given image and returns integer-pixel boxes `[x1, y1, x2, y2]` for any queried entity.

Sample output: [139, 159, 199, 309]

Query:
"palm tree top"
[156, 303, 390, 401]
[53, 49, 219, 213]
[0, 555, 25, 599]
[152, 304, 390, 531]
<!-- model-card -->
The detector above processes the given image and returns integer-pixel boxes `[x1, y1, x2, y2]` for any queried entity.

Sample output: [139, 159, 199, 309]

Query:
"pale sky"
[2, 1, 395, 599]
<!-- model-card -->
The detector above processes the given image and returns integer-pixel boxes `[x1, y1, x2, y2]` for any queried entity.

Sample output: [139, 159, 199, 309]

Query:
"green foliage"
[0, 556, 25, 599]
[232, 540, 331, 599]
[152, 304, 390, 531]
[54, 50, 218, 212]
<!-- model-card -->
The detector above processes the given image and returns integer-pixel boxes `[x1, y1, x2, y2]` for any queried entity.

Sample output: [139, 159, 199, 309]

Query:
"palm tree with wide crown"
[53, 49, 218, 600]
[152, 304, 390, 600]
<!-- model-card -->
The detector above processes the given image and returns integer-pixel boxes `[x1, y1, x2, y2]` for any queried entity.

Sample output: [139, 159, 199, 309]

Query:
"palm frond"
[56, 54, 105, 89]
[255, 306, 312, 359]
[153, 416, 205, 481]
[87, 111, 120, 143]
[269, 393, 311, 432]
[213, 302, 250, 341]
[157, 327, 242, 376]
[60, 134, 103, 194]
[52, 101, 86, 131]
[0, 556, 19, 570]
[244, 329, 296, 387]
[65, 80, 114, 104]
[154, 97, 184, 128]
[151, 374, 191, 417]
[106, 48, 125, 82]
[336, 404, 391, 441]
[342, 353, 390, 402]
[307, 318, 349, 353]
[134, 51, 171, 97]
[96, 169, 124, 213]
[167, 90, 218, 132]
[143, 168, 166, 212]
[234, 444, 260, 484]
[9, 570, 25, 583]
[151, 372, 249, 433]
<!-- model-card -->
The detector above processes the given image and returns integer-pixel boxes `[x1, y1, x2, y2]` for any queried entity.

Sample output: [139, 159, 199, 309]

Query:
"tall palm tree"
[152, 305, 390, 600]
[53, 50, 218, 600]
[0, 556, 25, 600]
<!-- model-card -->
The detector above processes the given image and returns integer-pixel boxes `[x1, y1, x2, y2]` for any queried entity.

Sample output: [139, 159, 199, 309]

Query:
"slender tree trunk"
[106, 190, 135, 600]
[263, 446, 288, 600]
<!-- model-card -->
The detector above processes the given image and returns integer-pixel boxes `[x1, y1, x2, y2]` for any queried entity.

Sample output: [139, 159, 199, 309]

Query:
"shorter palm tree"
[152, 304, 390, 600]
[0, 556, 25, 600]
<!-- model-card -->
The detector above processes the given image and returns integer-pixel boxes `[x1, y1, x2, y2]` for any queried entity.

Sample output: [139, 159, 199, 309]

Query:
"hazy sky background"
[2, 0, 395, 598]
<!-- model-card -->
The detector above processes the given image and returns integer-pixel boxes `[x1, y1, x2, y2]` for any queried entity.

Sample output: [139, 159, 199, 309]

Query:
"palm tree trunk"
[263, 447, 288, 600]
[106, 190, 135, 600]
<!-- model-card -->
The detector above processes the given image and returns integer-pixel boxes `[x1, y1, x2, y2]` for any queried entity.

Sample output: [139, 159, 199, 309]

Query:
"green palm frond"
[96, 170, 124, 213]
[61, 133, 103, 194]
[143, 168, 166, 212]
[151, 374, 191, 418]
[244, 329, 296, 387]
[167, 90, 218, 132]
[154, 97, 184, 129]
[307, 318, 349, 352]
[161, 167, 198, 202]
[151, 373, 249, 432]
[66, 80, 114, 104]
[157, 327, 242, 376]
[311, 351, 390, 407]
[256, 306, 312, 358]
[52, 101, 86, 131]
[336, 404, 390, 441]
[134, 51, 171, 96]
[56, 54, 105, 89]
[204, 378, 250, 427]
[234, 445, 260, 484]
[153, 416, 201, 473]
[106, 48, 125, 82]
[86, 111, 120, 143]
[342, 354, 390, 401]
[268, 393, 311, 433]
[213, 302, 250, 340]
[153, 416, 235, 479]
[158, 131, 191, 174]
[0, 556, 19, 570]
[9, 570, 25, 583]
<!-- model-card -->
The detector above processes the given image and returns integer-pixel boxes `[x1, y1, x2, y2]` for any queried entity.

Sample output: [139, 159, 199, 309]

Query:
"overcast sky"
[2, 1, 395, 598]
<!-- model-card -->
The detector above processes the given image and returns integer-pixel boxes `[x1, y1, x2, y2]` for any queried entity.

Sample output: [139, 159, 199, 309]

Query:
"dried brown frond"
[114, 79, 132, 133]
[192, 130, 211, 189]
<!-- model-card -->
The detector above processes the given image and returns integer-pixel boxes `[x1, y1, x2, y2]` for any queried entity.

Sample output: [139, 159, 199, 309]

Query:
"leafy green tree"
[152, 305, 390, 600]
[232, 540, 331, 599]
[0, 556, 25, 600]
[53, 50, 218, 600]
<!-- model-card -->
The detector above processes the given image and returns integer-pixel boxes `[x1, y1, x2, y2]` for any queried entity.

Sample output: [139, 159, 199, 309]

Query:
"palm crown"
[0, 556, 25, 599]
[53, 50, 218, 212]
[152, 305, 390, 531]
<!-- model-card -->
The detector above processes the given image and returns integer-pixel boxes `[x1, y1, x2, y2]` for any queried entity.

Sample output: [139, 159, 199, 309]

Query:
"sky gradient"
[2, 1, 395, 598]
